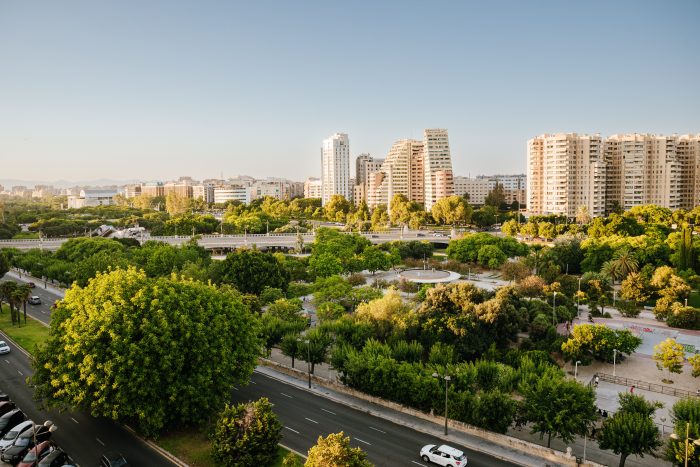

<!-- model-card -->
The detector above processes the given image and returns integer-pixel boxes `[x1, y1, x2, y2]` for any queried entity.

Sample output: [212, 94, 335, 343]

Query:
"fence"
[596, 372, 699, 398]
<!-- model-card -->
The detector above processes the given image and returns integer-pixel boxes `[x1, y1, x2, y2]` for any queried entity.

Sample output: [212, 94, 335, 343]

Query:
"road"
[233, 372, 517, 467]
[3, 280, 60, 325]
[0, 277, 174, 467]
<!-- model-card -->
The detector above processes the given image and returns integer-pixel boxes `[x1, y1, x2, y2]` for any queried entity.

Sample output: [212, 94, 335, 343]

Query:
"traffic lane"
[234, 372, 516, 467]
[0, 279, 56, 326]
[0, 331, 174, 467]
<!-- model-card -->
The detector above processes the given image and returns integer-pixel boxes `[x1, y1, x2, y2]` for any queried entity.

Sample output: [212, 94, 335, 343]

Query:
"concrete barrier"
[260, 359, 606, 467]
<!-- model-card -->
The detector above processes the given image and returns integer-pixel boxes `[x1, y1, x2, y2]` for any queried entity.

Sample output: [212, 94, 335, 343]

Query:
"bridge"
[0, 230, 455, 252]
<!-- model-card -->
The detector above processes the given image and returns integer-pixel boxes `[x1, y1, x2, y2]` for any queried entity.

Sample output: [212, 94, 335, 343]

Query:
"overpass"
[0, 230, 455, 252]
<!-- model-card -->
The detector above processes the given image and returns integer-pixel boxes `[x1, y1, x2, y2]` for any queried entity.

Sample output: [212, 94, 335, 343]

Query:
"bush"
[346, 273, 366, 286]
[666, 305, 700, 330]
[212, 398, 282, 467]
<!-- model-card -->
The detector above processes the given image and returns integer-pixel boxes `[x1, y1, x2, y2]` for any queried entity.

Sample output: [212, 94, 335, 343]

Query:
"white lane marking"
[232, 387, 238, 391]
[96, 437, 105, 446]
[321, 408, 336, 415]
[71, 417, 79, 424]
[369, 426, 386, 434]
[284, 426, 300, 434]
[17, 369, 23, 376]
[354, 437, 371, 446]
[280, 392, 293, 398]
[40, 311, 46, 314]
[411, 461, 428, 467]
[304, 417, 318, 424]
[249, 381, 256, 384]
[4, 359, 9, 364]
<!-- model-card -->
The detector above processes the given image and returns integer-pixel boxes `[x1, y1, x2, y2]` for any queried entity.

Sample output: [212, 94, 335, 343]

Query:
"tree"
[213, 248, 290, 295]
[324, 195, 352, 223]
[0, 251, 9, 279]
[484, 183, 506, 208]
[598, 394, 662, 467]
[653, 338, 685, 383]
[370, 205, 389, 231]
[610, 248, 639, 282]
[212, 398, 282, 467]
[267, 298, 305, 321]
[431, 196, 472, 225]
[561, 324, 642, 365]
[665, 398, 700, 466]
[501, 219, 520, 237]
[360, 246, 392, 275]
[165, 192, 191, 216]
[280, 333, 302, 368]
[576, 205, 591, 225]
[520, 375, 597, 447]
[305, 432, 372, 467]
[689, 354, 700, 377]
[31, 268, 261, 435]
[620, 272, 650, 307]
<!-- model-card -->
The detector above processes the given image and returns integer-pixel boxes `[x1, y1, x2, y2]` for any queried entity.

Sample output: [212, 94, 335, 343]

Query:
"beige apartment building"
[366, 139, 423, 209]
[528, 133, 700, 217]
[423, 128, 454, 211]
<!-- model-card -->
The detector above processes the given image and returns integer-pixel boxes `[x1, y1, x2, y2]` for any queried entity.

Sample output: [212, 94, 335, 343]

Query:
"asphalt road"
[2, 280, 60, 325]
[233, 372, 518, 467]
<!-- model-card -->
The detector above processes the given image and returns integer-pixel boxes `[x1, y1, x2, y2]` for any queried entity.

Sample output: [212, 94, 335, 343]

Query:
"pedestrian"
[630, 385, 635, 394]
[602, 410, 608, 418]
[595, 375, 599, 387]
[597, 408, 603, 416]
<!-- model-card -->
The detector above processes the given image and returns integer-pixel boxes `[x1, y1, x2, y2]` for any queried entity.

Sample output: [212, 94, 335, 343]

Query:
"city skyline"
[1, 1, 698, 181]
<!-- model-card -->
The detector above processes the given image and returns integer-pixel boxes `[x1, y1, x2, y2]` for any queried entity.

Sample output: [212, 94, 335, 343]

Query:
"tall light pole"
[552, 291, 558, 326]
[575, 360, 581, 379]
[298, 338, 311, 389]
[670, 422, 700, 467]
[613, 349, 618, 377]
[432, 372, 451, 435]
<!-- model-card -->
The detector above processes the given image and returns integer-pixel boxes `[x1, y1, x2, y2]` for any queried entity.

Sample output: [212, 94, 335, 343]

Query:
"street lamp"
[552, 291, 558, 326]
[298, 338, 311, 389]
[33, 421, 58, 453]
[670, 422, 700, 467]
[613, 290, 617, 307]
[432, 372, 451, 435]
[575, 360, 581, 379]
[613, 349, 618, 377]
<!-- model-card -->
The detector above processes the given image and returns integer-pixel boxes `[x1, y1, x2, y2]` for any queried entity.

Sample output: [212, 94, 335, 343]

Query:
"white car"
[0, 420, 33, 451]
[420, 444, 467, 466]
[0, 341, 9, 355]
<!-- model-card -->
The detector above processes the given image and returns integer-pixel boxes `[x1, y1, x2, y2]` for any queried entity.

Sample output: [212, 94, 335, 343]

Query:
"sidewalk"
[265, 350, 671, 467]
[6, 269, 66, 298]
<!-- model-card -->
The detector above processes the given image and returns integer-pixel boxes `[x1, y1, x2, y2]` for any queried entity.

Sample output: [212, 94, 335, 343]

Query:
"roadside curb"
[0, 330, 32, 360]
[255, 365, 538, 467]
[279, 443, 308, 459]
[123, 425, 188, 467]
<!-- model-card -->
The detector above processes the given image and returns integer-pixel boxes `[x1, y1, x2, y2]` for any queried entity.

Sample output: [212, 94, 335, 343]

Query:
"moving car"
[99, 452, 129, 467]
[17, 440, 54, 467]
[1, 425, 51, 464]
[0, 420, 34, 452]
[0, 409, 25, 437]
[27, 282, 35, 288]
[28, 296, 41, 305]
[0, 341, 9, 354]
[419, 444, 467, 466]
[37, 448, 70, 467]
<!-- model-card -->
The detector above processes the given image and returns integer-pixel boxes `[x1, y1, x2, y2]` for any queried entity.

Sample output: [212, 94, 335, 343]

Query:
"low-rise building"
[67, 188, 117, 209]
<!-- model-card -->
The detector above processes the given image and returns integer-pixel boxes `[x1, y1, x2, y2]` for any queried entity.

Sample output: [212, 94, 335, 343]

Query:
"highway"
[233, 372, 518, 467]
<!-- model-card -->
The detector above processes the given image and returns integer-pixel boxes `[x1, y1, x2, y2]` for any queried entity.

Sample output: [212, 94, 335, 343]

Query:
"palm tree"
[611, 248, 639, 281]
[15, 284, 31, 324]
[0, 281, 17, 322]
[10, 288, 26, 327]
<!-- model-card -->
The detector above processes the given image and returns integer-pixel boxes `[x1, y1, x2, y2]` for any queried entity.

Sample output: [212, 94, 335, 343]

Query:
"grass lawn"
[0, 304, 49, 356]
[157, 429, 303, 467]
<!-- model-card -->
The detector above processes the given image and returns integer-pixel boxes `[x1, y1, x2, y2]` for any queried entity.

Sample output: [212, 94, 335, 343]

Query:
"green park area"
[0, 304, 49, 356]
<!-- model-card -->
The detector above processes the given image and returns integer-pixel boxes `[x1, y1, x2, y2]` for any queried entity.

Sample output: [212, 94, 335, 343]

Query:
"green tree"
[324, 195, 352, 223]
[561, 324, 642, 365]
[689, 354, 700, 377]
[431, 196, 473, 225]
[520, 375, 597, 447]
[213, 248, 290, 295]
[620, 272, 650, 307]
[212, 398, 282, 467]
[665, 398, 700, 466]
[360, 246, 392, 275]
[501, 219, 520, 237]
[370, 205, 389, 231]
[0, 251, 9, 279]
[305, 432, 372, 467]
[484, 183, 506, 208]
[576, 205, 591, 225]
[598, 394, 662, 467]
[653, 338, 685, 383]
[31, 268, 261, 435]
[280, 333, 302, 368]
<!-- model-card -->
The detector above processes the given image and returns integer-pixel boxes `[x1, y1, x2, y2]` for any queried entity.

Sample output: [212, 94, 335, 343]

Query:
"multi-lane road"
[233, 372, 518, 467]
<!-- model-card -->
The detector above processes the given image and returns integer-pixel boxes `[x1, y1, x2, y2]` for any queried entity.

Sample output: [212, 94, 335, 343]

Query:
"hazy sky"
[1, 0, 699, 183]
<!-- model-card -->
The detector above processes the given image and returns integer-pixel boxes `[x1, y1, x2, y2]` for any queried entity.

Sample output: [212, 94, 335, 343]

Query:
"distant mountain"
[0, 178, 143, 189]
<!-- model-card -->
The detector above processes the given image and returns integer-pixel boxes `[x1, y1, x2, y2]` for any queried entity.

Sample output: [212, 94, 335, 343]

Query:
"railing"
[596, 372, 700, 398]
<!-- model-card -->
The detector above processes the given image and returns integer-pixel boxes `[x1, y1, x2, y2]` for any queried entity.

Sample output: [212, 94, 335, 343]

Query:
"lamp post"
[552, 291, 558, 326]
[613, 349, 618, 377]
[613, 290, 617, 307]
[670, 422, 700, 467]
[432, 372, 451, 435]
[33, 421, 58, 454]
[575, 360, 581, 379]
[298, 338, 311, 389]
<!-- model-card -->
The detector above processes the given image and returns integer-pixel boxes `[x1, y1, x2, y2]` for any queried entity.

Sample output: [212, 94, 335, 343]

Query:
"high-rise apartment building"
[453, 175, 525, 206]
[354, 154, 384, 204]
[366, 139, 424, 209]
[304, 177, 322, 199]
[423, 129, 454, 211]
[321, 133, 351, 205]
[528, 133, 700, 217]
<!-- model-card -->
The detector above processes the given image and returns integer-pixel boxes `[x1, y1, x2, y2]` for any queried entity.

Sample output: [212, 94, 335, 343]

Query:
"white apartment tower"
[321, 133, 351, 205]
[423, 129, 454, 211]
[527, 133, 607, 218]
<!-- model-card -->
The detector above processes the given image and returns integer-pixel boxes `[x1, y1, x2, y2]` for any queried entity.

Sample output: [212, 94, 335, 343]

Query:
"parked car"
[1, 425, 51, 464]
[37, 448, 70, 467]
[99, 452, 129, 467]
[419, 444, 467, 466]
[0, 409, 25, 437]
[417, 233, 426, 237]
[17, 440, 54, 467]
[0, 393, 9, 402]
[0, 420, 34, 452]
[0, 401, 16, 417]
[0, 341, 10, 355]
[27, 282, 35, 288]
[28, 296, 41, 305]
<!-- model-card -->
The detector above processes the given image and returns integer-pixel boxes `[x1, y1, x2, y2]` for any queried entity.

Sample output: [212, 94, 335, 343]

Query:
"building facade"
[67, 188, 117, 209]
[321, 133, 351, 205]
[354, 154, 384, 204]
[423, 129, 454, 211]
[304, 177, 322, 199]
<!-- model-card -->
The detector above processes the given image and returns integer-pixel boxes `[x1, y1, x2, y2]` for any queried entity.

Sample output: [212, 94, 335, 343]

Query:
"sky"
[1, 0, 699, 184]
